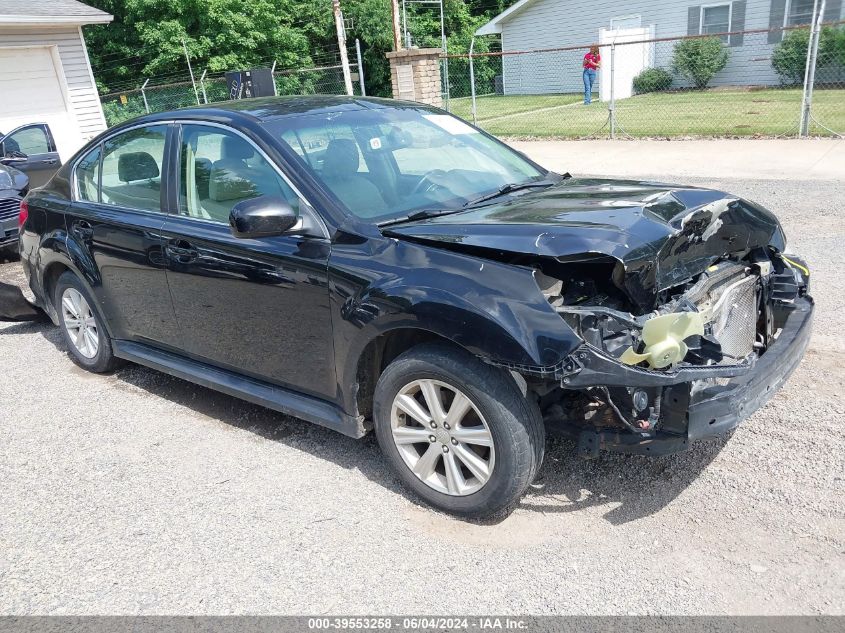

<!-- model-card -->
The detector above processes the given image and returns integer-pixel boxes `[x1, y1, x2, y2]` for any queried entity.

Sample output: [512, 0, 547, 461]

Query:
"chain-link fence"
[445, 21, 845, 138]
[100, 59, 363, 128]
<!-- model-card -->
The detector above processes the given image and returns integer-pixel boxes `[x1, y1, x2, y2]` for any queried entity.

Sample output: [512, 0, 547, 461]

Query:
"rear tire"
[54, 271, 121, 373]
[373, 342, 544, 519]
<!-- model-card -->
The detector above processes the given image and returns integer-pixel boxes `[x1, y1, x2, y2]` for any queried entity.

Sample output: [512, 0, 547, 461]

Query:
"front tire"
[373, 343, 544, 518]
[55, 271, 120, 373]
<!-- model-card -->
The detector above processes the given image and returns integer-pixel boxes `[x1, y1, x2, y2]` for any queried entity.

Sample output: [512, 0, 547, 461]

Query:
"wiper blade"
[462, 179, 555, 209]
[378, 178, 559, 228]
[378, 207, 462, 228]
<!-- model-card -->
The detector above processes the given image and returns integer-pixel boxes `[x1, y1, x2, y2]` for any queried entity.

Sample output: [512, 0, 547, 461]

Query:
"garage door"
[0, 46, 80, 160]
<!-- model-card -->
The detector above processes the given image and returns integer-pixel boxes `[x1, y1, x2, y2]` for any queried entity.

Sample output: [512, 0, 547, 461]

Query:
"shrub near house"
[672, 37, 729, 89]
[772, 27, 845, 84]
[633, 68, 673, 94]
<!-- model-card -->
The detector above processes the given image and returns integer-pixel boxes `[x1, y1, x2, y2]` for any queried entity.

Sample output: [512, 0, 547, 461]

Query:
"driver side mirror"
[229, 196, 299, 239]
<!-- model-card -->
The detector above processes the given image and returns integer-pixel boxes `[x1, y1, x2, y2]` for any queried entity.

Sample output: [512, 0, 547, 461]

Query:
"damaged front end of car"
[534, 247, 812, 457]
[386, 180, 815, 457]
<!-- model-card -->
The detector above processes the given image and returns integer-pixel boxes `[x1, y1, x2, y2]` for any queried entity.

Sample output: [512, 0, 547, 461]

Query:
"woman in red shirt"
[583, 46, 601, 104]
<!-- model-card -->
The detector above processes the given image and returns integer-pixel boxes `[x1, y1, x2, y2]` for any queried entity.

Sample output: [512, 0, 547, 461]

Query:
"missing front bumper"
[571, 295, 814, 457]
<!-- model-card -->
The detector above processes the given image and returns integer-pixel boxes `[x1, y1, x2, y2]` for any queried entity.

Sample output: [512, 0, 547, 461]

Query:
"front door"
[161, 123, 335, 398]
[0, 124, 61, 188]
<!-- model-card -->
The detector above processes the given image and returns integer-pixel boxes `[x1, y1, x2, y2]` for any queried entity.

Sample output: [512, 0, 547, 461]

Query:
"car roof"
[131, 95, 429, 127]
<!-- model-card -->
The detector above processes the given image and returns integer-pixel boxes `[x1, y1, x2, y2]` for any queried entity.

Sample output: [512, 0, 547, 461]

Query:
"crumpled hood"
[385, 178, 785, 310]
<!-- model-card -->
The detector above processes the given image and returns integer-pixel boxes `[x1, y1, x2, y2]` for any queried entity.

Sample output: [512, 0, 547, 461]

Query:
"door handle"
[71, 220, 94, 240]
[43, 159, 58, 165]
[165, 239, 199, 262]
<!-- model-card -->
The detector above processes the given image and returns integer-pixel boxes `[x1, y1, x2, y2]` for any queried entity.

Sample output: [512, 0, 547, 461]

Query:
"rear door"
[160, 122, 335, 398]
[0, 124, 61, 188]
[64, 123, 180, 346]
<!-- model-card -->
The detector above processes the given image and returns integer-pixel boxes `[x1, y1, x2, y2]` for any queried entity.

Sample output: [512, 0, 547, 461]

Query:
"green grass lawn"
[448, 88, 845, 137]
[448, 94, 585, 123]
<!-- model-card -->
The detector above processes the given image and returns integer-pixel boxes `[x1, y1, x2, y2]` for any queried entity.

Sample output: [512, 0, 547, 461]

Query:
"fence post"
[199, 69, 208, 104]
[799, 0, 825, 137]
[271, 60, 278, 96]
[141, 78, 150, 113]
[332, 0, 354, 96]
[182, 39, 200, 105]
[469, 36, 478, 126]
[440, 0, 450, 111]
[609, 42, 616, 139]
[355, 38, 366, 96]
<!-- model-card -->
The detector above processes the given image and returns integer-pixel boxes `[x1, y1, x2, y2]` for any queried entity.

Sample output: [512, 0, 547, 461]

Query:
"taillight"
[18, 200, 28, 228]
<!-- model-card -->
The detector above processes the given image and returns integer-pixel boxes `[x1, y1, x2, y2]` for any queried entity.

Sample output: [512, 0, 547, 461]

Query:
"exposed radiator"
[709, 275, 757, 361]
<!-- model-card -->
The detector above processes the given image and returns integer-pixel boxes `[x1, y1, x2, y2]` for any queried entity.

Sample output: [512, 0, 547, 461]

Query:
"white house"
[0, 0, 112, 160]
[475, 0, 844, 95]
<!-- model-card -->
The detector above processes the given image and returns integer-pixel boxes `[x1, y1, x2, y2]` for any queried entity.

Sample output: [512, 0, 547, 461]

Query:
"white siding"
[495, 0, 845, 93]
[0, 25, 107, 140]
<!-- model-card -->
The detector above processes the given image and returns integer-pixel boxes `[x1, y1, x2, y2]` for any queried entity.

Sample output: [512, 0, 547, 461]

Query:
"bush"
[632, 67, 673, 93]
[672, 37, 729, 89]
[773, 27, 845, 84]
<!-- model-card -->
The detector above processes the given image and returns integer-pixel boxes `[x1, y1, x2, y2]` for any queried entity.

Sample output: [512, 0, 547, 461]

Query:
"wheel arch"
[39, 255, 110, 337]
[353, 327, 468, 423]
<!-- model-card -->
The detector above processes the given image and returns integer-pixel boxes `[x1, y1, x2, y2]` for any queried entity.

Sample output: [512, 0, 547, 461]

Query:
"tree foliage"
[671, 37, 729, 89]
[84, 0, 511, 97]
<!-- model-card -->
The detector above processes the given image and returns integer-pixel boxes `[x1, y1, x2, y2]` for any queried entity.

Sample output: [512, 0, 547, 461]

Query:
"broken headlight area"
[526, 250, 810, 450]
[537, 250, 808, 377]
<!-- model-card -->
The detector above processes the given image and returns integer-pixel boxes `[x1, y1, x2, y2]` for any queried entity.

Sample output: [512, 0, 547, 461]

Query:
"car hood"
[384, 178, 785, 311]
[0, 164, 28, 193]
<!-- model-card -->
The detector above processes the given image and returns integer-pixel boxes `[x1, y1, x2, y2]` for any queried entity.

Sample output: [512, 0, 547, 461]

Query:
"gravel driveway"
[0, 175, 842, 615]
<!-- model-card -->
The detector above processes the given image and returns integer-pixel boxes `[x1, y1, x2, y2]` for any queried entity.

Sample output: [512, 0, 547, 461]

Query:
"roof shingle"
[0, 0, 111, 20]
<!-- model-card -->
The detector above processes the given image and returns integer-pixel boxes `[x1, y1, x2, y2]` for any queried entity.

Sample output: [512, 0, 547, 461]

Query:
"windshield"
[263, 107, 545, 222]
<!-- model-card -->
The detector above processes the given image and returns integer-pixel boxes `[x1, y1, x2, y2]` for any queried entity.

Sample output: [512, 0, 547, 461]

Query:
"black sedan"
[12, 96, 812, 517]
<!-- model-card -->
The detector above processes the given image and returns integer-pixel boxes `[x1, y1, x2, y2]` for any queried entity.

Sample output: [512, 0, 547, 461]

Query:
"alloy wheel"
[390, 379, 495, 496]
[61, 288, 99, 359]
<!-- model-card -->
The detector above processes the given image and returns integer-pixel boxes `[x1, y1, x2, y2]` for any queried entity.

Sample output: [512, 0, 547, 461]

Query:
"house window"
[785, 0, 815, 26]
[701, 4, 732, 41]
[610, 14, 642, 30]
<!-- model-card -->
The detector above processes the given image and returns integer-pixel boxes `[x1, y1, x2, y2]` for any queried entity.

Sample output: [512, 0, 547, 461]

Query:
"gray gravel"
[0, 176, 843, 615]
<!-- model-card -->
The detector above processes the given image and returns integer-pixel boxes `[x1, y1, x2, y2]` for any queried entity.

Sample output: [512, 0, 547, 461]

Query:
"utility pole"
[355, 38, 366, 96]
[799, 0, 825, 136]
[333, 0, 354, 95]
[182, 39, 200, 105]
[390, 0, 403, 51]
[402, 0, 410, 47]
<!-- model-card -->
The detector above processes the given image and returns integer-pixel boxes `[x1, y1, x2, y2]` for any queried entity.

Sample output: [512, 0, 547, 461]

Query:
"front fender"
[330, 237, 582, 411]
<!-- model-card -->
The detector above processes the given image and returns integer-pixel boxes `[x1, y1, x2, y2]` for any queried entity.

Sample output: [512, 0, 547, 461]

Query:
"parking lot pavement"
[509, 139, 845, 182]
[1, 175, 843, 616]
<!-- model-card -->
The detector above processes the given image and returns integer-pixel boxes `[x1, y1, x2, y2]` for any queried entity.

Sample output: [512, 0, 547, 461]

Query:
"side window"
[76, 145, 101, 202]
[100, 125, 167, 213]
[5, 125, 50, 155]
[179, 124, 300, 224]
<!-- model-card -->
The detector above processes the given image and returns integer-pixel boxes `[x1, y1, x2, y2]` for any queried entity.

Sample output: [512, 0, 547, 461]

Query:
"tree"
[671, 37, 729, 89]
[83, 0, 515, 98]
[83, 0, 315, 93]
